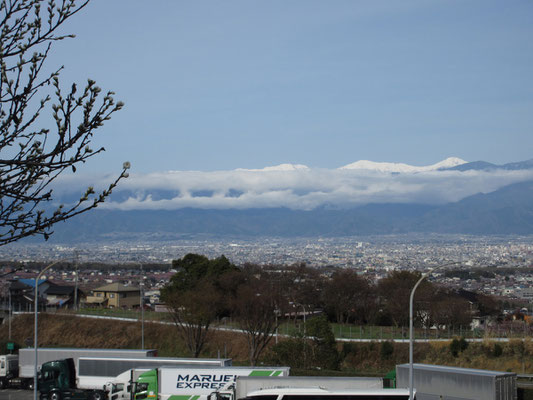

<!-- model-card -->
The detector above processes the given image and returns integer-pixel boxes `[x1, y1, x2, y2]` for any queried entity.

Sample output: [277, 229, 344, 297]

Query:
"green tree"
[161, 254, 239, 357]
[163, 279, 221, 358]
[0, 0, 129, 245]
[266, 332, 308, 369]
[306, 315, 340, 370]
[450, 337, 468, 357]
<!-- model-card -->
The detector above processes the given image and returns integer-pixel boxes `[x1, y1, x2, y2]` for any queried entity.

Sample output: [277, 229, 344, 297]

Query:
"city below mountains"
[36, 157, 533, 244]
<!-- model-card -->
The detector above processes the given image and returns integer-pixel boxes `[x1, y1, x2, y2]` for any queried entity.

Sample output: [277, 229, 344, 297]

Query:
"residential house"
[7, 279, 51, 311]
[85, 283, 140, 309]
[45, 284, 84, 310]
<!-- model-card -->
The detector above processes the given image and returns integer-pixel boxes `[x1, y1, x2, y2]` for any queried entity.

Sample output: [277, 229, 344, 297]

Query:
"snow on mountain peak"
[236, 163, 310, 172]
[339, 157, 468, 173]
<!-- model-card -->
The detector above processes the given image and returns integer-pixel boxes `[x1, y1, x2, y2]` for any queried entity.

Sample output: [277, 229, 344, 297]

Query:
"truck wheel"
[50, 391, 62, 400]
[91, 391, 104, 400]
[0, 379, 6, 389]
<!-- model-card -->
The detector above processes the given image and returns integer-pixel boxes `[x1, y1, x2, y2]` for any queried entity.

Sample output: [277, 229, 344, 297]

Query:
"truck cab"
[133, 369, 157, 400]
[39, 358, 105, 400]
[104, 368, 151, 400]
[0, 354, 19, 389]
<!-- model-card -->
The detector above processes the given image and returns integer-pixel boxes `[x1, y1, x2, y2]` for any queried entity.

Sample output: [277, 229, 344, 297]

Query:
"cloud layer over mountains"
[56, 158, 533, 211]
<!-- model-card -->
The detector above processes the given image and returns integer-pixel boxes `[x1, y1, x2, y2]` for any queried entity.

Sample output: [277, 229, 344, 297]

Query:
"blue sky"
[48, 0, 533, 174]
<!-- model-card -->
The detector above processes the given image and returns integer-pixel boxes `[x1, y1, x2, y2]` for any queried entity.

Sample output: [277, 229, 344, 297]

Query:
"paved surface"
[0, 389, 34, 400]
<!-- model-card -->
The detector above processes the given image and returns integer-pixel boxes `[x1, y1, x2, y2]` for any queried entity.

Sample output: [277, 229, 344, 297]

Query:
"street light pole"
[409, 261, 461, 400]
[139, 263, 144, 350]
[8, 289, 11, 341]
[74, 251, 79, 311]
[34, 260, 62, 400]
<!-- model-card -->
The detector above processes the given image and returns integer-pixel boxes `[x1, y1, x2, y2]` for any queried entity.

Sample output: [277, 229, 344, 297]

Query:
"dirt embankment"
[2, 313, 533, 375]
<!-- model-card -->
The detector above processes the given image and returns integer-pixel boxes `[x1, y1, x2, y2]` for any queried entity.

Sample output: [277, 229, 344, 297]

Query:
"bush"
[307, 316, 340, 370]
[493, 343, 503, 357]
[341, 342, 356, 358]
[380, 341, 394, 360]
[266, 336, 308, 369]
[450, 337, 468, 357]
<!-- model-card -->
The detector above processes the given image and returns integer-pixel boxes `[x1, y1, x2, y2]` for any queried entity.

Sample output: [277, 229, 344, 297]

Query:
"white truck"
[396, 363, 516, 400]
[78, 356, 232, 391]
[1, 348, 157, 390]
[0, 354, 20, 389]
[237, 387, 412, 400]
[133, 366, 290, 400]
[210, 376, 384, 400]
[105, 368, 151, 400]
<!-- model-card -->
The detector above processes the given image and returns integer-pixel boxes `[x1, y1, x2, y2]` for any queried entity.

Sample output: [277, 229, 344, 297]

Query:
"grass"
[4, 313, 533, 377]
[69, 309, 529, 341]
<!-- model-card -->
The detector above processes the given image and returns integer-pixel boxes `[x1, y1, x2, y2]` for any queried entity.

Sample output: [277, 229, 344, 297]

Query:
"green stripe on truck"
[249, 370, 280, 376]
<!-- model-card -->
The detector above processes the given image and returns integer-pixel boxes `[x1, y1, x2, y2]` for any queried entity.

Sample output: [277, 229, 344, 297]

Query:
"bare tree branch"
[0, 0, 128, 245]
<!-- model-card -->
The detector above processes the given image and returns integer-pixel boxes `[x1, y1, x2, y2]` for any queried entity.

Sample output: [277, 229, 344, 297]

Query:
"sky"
[45, 0, 533, 176]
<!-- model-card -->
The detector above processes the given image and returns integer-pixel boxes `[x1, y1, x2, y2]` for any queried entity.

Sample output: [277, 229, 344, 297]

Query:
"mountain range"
[34, 158, 533, 243]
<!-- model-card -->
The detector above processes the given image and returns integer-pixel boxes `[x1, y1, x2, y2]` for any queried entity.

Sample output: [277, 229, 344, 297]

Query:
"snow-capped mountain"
[339, 157, 467, 173]
[31, 157, 533, 243]
[236, 163, 310, 172]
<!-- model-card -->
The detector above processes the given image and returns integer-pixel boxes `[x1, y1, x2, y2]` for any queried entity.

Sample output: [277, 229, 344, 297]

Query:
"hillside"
[3, 313, 533, 376]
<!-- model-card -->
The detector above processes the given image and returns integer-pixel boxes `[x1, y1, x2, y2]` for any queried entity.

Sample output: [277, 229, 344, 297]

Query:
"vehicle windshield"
[134, 382, 149, 400]
[112, 383, 124, 394]
[40, 369, 59, 382]
[135, 382, 148, 393]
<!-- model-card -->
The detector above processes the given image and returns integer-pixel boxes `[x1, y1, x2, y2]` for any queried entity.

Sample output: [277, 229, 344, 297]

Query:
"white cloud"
[53, 165, 533, 211]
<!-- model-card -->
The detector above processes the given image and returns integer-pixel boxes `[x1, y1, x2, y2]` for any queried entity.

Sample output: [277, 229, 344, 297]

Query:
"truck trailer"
[19, 348, 157, 379]
[238, 387, 412, 400]
[134, 366, 290, 400]
[396, 363, 517, 400]
[211, 375, 384, 400]
[75, 357, 231, 392]
[0, 348, 157, 390]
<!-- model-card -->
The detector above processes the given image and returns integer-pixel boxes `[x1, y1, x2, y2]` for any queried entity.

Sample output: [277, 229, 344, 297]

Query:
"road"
[0, 389, 33, 400]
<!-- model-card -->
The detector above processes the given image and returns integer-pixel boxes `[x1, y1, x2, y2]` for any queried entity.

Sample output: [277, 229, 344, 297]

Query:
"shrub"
[450, 337, 468, 357]
[380, 341, 394, 360]
[266, 336, 308, 369]
[493, 343, 503, 357]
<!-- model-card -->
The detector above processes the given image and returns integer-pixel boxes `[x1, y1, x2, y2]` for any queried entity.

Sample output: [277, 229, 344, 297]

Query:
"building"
[84, 283, 140, 309]
[45, 285, 84, 310]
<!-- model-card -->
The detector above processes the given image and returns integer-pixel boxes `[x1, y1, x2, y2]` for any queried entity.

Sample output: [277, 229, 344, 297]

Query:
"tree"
[163, 278, 223, 358]
[232, 265, 286, 366]
[0, 0, 129, 246]
[323, 269, 376, 324]
[306, 315, 340, 370]
[430, 290, 473, 329]
[161, 254, 239, 357]
[377, 270, 434, 327]
[283, 263, 325, 323]
[266, 333, 308, 369]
